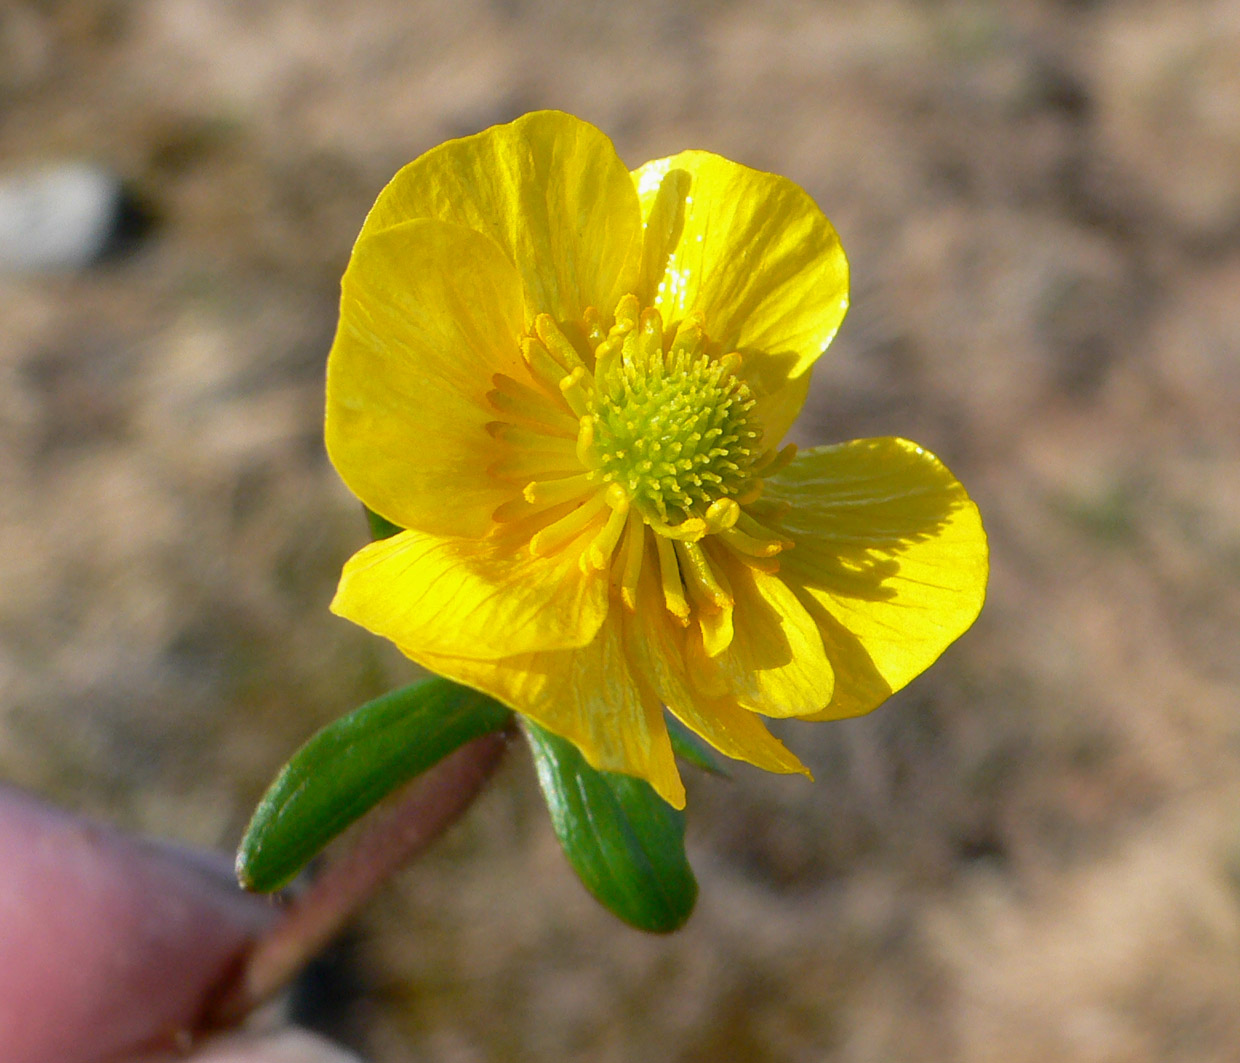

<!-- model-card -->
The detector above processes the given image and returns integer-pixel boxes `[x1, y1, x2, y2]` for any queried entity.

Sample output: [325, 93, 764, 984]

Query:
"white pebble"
[0, 163, 127, 273]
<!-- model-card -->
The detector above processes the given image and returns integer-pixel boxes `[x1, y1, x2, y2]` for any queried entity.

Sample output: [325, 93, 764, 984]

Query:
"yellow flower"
[326, 111, 987, 809]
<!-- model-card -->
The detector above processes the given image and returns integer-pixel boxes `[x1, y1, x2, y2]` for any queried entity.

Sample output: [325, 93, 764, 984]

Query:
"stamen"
[674, 540, 732, 610]
[735, 509, 794, 549]
[730, 552, 781, 574]
[617, 323, 643, 389]
[677, 542, 734, 656]
[636, 308, 665, 374]
[583, 485, 630, 572]
[492, 492, 562, 524]
[744, 497, 792, 522]
[697, 599, 734, 658]
[488, 432, 580, 483]
[592, 334, 623, 383]
[487, 375, 580, 437]
[581, 307, 607, 352]
[703, 497, 741, 532]
[559, 366, 592, 418]
[487, 422, 578, 452]
[521, 337, 571, 397]
[524, 472, 596, 506]
[594, 295, 639, 380]
[534, 314, 590, 375]
[667, 313, 706, 364]
[614, 293, 641, 329]
[753, 442, 798, 478]
[529, 491, 608, 557]
[615, 509, 646, 610]
[575, 415, 600, 469]
[734, 482, 764, 505]
[718, 523, 789, 558]
[654, 532, 690, 624]
[644, 514, 708, 542]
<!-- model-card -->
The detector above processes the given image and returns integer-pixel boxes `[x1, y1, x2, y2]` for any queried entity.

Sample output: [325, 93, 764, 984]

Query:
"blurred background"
[2, 0, 1239, 1060]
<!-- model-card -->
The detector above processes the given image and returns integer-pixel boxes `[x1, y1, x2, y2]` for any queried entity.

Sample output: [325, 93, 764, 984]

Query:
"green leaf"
[238, 678, 511, 892]
[666, 714, 729, 777]
[524, 720, 697, 933]
[364, 505, 403, 541]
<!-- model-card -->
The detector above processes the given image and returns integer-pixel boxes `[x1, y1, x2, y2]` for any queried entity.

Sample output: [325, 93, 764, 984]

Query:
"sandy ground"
[2, 1, 1240, 1060]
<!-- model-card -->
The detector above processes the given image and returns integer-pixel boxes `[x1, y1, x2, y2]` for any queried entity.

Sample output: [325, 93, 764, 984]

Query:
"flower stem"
[204, 730, 510, 1029]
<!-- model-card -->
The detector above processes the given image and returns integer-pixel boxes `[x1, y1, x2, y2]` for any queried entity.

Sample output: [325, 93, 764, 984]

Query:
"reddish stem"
[204, 730, 509, 1029]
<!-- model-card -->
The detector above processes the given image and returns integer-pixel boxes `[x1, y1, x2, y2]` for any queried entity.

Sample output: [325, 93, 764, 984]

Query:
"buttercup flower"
[326, 111, 987, 808]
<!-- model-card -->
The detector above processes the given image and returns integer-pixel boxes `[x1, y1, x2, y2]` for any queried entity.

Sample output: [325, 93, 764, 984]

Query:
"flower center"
[582, 301, 760, 526]
[484, 293, 796, 650]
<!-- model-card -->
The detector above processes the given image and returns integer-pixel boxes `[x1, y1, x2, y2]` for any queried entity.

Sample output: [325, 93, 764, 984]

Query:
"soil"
[2, 1, 1239, 1060]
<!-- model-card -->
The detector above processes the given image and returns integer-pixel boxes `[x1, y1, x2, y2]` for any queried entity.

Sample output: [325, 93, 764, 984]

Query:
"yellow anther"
[654, 532, 690, 624]
[645, 515, 708, 542]
[614, 293, 641, 329]
[604, 483, 628, 509]
[534, 314, 589, 373]
[491, 495, 531, 523]
[575, 415, 600, 469]
[674, 540, 732, 611]
[487, 374, 580, 437]
[595, 295, 639, 381]
[666, 313, 706, 368]
[718, 525, 788, 558]
[520, 337, 572, 399]
[704, 497, 741, 532]
[744, 497, 792, 523]
[487, 421, 579, 452]
[698, 606, 734, 658]
[732, 552, 780, 574]
[754, 442, 798, 478]
[559, 365, 592, 418]
[716, 509, 794, 557]
[735, 509, 794, 549]
[636, 308, 665, 374]
[734, 481, 764, 505]
[583, 488, 630, 572]
[523, 472, 595, 506]
[487, 435, 580, 484]
[617, 323, 643, 383]
[581, 306, 607, 351]
[592, 334, 623, 382]
[529, 492, 608, 557]
[616, 509, 646, 610]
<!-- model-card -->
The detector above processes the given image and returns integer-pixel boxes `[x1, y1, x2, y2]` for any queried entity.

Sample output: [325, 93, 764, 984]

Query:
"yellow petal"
[326, 218, 526, 538]
[416, 615, 685, 808]
[751, 367, 811, 449]
[765, 437, 989, 719]
[622, 565, 811, 777]
[330, 525, 610, 660]
[631, 151, 848, 404]
[688, 558, 835, 718]
[360, 111, 643, 326]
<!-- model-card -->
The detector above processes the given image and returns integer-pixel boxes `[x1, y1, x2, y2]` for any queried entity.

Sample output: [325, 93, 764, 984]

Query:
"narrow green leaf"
[364, 505, 403, 541]
[238, 678, 511, 892]
[524, 720, 697, 933]
[666, 713, 730, 777]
